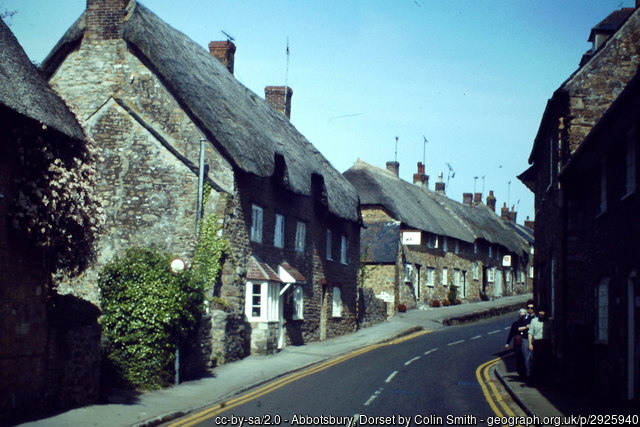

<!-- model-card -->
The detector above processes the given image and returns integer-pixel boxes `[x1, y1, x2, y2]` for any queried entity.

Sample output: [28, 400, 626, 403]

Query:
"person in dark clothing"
[505, 308, 528, 378]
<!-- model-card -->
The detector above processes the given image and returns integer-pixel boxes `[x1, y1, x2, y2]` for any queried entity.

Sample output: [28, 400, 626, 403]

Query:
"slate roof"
[345, 160, 529, 257]
[40, 2, 358, 222]
[360, 221, 400, 263]
[0, 18, 84, 141]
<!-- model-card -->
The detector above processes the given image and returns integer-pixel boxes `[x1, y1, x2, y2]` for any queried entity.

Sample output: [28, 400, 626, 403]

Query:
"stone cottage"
[519, 3, 640, 404]
[344, 159, 531, 316]
[41, 0, 361, 357]
[0, 18, 100, 423]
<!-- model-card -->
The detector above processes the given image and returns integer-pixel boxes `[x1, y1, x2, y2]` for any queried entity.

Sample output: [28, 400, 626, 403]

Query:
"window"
[295, 221, 306, 253]
[474, 242, 478, 254]
[529, 265, 534, 279]
[442, 267, 448, 286]
[599, 159, 607, 215]
[487, 268, 495, 283]
[488, 245, 493, 259]
[597, 278, 609, 343]
[250, 205, 263, 243]
[442, 237, 448, 252]
[404, 263, 414, 282]
[340, 235, 347, 264]
[454, 269, 461, 287]
[428, 234, 438, 249]
[473, 263, 480, 281]
[274, 214, 285, 248]
[426, 267, 435, 287]
[454, 240, 460, 255]
[245, 282, 279, 322]
[506, 270, 513, 292]
[292, 286, 304, 320]
[625, 136, 636, 197]
[332, 286, 342, 317]
[326, 229, 333, 260]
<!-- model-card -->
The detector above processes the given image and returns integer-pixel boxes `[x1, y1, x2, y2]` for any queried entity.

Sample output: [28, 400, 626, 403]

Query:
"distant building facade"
[345, 160, 532, 316]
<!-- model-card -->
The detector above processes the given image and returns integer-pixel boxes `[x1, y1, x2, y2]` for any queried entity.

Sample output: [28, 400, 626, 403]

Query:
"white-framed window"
[426, 267, 435, 287]
[597, 278, 609, 343]
[292, 286, 304, 320]
[245, 281, 279, 322]
[274, 214, 285, 248]
[404, 263, 414, 282]
[295, 221, 306, 253]
[340, 235, 347, 265]
[442, 267, 448, 286]
[326, 229, 333, 260]
[487, 268, 495, 283]
[624, 135, 636, 197]
[599, 158, 607, 215]
[506, 270, 513, 292]
[474, 242, 478, 254]
[332, 286, 342, 317]
[473, 263, 480, 281]
[428, 234, 438, 249]
[454, 269, 461, 287]
[488, 245, 493, 259]
[442, 237, 448, 252]
[529, 265, 534, 279]
[519, 271, 525, 283]
[250, 205, 263, 243]
[454, 240, 460, 255]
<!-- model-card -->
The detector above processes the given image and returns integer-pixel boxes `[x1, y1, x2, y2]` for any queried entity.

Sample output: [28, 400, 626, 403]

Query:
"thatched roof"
[361, 221, 400, 263]
[40, 2, 358, 222]
[344, 159, 529, 256]
[0, 18, 84, 140]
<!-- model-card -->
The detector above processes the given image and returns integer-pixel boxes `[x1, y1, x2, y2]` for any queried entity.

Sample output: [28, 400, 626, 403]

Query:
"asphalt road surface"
[174, 313, 516, 427]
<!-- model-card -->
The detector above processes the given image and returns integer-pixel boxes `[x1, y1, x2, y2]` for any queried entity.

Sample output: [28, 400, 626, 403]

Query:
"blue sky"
[3, 0, 636, 223]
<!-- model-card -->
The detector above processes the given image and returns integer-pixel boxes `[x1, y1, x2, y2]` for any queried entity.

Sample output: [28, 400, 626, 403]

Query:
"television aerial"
[221, 30, 235, 42]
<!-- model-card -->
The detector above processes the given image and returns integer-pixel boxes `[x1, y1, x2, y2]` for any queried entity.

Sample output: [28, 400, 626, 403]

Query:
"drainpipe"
[196, 138, 206, 235]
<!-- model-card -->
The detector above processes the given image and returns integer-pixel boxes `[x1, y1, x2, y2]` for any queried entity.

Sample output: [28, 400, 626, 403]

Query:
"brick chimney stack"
[501, 203, 511, 221]
[486, 190, 496, 212]
[386, 161, 400, 177]
[473, 192, 482, 205]
[412, 162, 429, 189]
[435, 173, 445, 193]
[208, 41, 236, 74]
[508, 206, 517, 223]
[265, 86, 293, 118]
[463, 193, 473, 206]
[524, 216, 535, 230]
[85, 0, 130, 41]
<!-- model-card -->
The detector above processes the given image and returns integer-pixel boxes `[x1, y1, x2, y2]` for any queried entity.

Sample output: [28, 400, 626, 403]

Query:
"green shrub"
[447, 284, 458, 305]
[99, 247, 205, 389]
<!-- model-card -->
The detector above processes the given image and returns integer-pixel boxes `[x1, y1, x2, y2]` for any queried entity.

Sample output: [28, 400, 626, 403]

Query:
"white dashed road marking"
[447, 340, 464, 346]
[364, 388, 383, 406]
[488, 330, 500, 335]
[404, 356, 421, 366]
[470, 335, 482, 340]
[424, 348, 438, 355]
[385, 371, 398, 383]
[504, 326, 510, 330]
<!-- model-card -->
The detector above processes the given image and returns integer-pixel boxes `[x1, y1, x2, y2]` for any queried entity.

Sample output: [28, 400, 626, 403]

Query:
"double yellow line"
[170, 330, 431, 427]
[476, 357, 523, 427]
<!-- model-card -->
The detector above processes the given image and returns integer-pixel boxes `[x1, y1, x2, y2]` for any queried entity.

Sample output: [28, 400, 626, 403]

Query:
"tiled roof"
[247, 257, 282, 282]
[279, 262, 306, 283]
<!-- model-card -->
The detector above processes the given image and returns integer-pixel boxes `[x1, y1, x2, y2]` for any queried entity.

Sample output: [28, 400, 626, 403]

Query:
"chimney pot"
[417, 162, 425, 175]
[386, 161, 400, 177]
[474, 192, 482, 205]
[265, 86, 293, 118]
[463, 193, 473, 206]
[486, 190, 496, 212]
[524, 216, 535, 230]
[209, 40, 236, 74]
[435, 173, 445, 193]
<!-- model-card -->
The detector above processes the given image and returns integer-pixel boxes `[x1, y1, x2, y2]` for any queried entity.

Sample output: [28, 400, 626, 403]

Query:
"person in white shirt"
[528, 307, 551, 385]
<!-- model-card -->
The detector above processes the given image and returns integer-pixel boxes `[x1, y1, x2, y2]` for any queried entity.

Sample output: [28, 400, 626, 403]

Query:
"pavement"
[20, 294, 533, 427]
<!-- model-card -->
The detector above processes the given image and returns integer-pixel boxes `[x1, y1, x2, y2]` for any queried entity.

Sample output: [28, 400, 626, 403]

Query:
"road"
[171, 313, 518, 427]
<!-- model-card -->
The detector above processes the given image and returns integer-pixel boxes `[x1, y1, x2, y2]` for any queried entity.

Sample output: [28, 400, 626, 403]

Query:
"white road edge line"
[404, 356, 421, 366]
[488, 330, 500, 335]
[364, 395, 377, 406]
[447, 340, 464, 346]
[385, 371, 398, 383]
[470, 335, 482, 340]
[424, 348, 438, 355]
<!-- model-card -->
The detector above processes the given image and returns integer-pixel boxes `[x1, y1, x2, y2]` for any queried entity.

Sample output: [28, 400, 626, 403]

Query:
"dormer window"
[272, 153, 289, 188]
[312, 173, 327, 206]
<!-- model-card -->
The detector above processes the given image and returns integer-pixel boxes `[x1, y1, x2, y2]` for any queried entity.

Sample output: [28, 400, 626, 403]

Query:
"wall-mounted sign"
[402, 231, 422, 245]
[502, 255, 512, 267]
